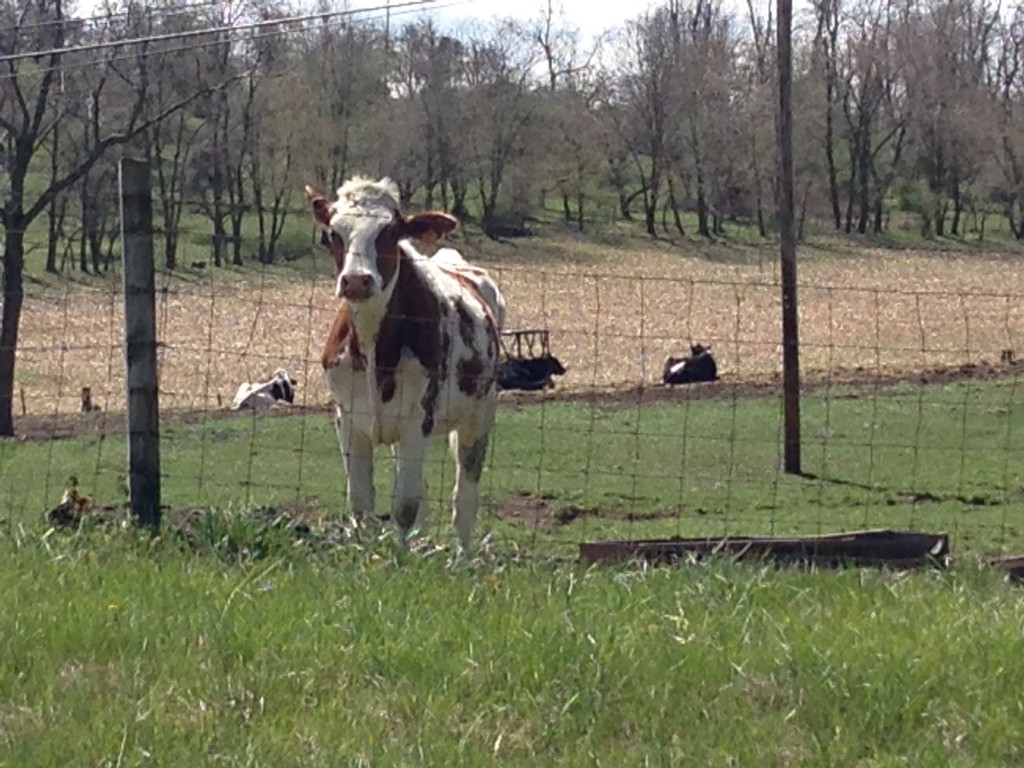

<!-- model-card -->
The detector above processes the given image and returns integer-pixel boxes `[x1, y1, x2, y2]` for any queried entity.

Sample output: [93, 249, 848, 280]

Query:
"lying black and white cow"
[497, 355, 567, 391]
[662, 344, 718, 386]
[231, 369, 298, 411]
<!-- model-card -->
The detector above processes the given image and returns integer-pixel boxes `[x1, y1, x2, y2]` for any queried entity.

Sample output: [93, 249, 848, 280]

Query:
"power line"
[0, 1, 216, 38]
[0, 0, 439, 64]
[0, 0, 471, 80]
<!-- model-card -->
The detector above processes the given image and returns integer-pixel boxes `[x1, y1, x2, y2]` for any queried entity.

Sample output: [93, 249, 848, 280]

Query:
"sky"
[423, 0, 655, 40]
[404, 0, 813, 42]
[69, 0, 814, 49]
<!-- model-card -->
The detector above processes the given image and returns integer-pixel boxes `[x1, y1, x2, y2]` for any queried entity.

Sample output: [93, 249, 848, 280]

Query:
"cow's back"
[429, 247, 506, 332]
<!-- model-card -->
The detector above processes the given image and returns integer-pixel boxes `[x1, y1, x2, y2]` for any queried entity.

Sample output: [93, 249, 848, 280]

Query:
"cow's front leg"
[335, 409, 376, 534]
[388, 446, 430, 541]
[390, 431, 431, 548]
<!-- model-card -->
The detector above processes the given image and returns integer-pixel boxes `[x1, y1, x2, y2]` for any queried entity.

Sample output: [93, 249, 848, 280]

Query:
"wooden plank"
[579, 529, 950, 570]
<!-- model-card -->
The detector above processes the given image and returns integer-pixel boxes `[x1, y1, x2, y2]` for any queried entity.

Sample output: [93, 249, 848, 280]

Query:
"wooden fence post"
[119, 157, 162, 529]
[777, 0, 802, 475]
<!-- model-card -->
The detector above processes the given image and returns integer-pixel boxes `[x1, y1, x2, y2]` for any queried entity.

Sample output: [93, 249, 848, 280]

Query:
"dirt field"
[12, 241, 1024, 421]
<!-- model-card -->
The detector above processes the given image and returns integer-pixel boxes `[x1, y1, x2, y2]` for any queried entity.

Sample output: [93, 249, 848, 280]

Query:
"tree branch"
[0, 113, 19, 135]
[25, 78, 238, 225]
[7, 59, 30, 126]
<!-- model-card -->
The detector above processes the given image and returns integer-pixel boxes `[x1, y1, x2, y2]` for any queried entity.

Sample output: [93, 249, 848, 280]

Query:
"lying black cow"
[497, 355, 567, 391]
[662, 344, 719, 385]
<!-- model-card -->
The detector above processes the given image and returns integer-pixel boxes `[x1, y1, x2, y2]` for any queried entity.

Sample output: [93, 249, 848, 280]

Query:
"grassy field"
[4, 376, 1024, 555]
[0, 524, 1022, 766]
[5, 207, 1024, 764]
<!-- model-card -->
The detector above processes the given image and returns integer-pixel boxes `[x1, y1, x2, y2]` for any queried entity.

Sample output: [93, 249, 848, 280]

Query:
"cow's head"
[305, 177, 458, 303]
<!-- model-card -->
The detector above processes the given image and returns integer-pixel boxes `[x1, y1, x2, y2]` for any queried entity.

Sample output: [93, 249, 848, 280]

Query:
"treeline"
[3, 0, 1024, 279]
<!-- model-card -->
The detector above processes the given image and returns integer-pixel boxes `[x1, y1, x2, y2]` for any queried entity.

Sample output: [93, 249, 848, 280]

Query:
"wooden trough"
[501, 327, 553, 360]
[579, 529, 951, 570]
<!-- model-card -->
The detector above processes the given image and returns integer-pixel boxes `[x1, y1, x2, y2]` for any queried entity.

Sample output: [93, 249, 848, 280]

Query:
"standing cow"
[306, 176, 506, 555]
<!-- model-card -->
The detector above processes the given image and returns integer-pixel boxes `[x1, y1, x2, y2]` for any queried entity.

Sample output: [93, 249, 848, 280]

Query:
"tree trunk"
[695, 184, 710, 238]
[0, 221, 26, 436]
[1005, 201, 1024, 240]
[79, 177, 93, 273]
[90, 226, 103, 274]
[857, 120, 871, 234]
[643, 196, 658, 237]
[45, 201, 60, 274]
[231, 217, 243, 265]
[825, 80, 842, 230]
[45, 126, 61, 274]
[256, 193, 270, 264]
[666, 174, 686, 237]
[934, 198, 946, 238]
[269, 200, 288, 258]
[950, 177, 962, 237]
[212, 214, 225, 267]
[164, 225, 179, 270]
[844, 140, 857, 234]
[749, 132, 767, 237]
[230, 161, 245, 266]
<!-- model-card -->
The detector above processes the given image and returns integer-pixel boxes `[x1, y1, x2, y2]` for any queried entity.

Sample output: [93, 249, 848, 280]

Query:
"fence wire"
[5, 224, 1024, 557]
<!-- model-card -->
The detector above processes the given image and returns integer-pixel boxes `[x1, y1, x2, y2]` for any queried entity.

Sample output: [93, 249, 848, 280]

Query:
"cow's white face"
[305, 177, 460, 303]
[328, 207, 398, 302]
[308, 179, 402, 303]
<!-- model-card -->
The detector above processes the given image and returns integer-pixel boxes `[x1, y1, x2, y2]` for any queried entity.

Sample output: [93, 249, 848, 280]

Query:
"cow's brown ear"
[305, 185, 331, 230]
[402, 211, 459, 245]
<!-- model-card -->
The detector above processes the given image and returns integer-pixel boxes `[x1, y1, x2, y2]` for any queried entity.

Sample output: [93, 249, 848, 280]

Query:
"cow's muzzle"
[339, 272, 375, 301]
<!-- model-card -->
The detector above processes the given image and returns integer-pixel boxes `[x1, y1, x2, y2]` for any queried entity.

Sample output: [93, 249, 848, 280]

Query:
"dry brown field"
[13, 235, 1024, 419]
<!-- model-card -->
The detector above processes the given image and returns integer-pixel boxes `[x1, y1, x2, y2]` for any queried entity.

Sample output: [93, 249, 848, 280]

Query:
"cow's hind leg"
[448, 429, 489, 556]
[335, 408, 377, 535]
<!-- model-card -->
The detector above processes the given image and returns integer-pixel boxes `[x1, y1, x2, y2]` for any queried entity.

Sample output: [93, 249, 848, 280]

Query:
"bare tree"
[302, 9, 389, 196]
[991, 6, 1024, 238]
[0, 0, 230, 436]
[145, 3, 210, 270]
[613, 13, 673, 236]
[837, 0, 905, 234]
[812, 0, 843, 230]
[250, 74, 308, 263]
[531, 1, 605, 230]
[462, 20, 538, 235]
[901, 0, 999, 237]
[392, 20, 471, 213]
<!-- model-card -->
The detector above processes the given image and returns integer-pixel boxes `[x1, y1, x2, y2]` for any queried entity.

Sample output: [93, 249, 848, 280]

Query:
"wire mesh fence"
[5, 211, 1024, 556]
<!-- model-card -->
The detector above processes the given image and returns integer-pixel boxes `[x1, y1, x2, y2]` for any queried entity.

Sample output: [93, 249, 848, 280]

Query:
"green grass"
[0, 529, 1021, 766]
[3, 370, 1024, 764]
[4, 378, 1024, 555]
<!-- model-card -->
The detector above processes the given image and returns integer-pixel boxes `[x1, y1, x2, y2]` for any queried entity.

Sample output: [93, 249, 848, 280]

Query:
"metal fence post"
[119, 157, 162, 528]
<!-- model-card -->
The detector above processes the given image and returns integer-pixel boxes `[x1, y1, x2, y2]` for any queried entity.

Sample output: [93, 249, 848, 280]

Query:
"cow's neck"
[347, 257, 401, 349]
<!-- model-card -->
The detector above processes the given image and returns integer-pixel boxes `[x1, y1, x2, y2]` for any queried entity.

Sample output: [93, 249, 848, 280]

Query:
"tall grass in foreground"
[0, 527, 1021, 767]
